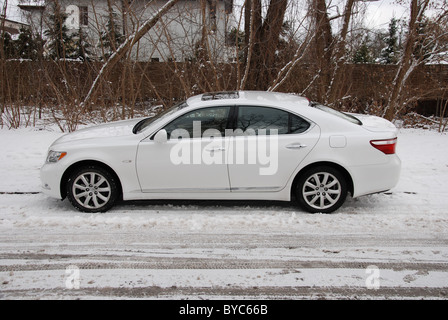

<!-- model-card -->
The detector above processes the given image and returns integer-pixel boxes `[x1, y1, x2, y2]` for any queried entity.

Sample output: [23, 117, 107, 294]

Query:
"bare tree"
[325, 0, 355, 104]
[267, 14, 316, 92]
[82, 0, 180, 108]
[240, 0, 289, 90]
[1, 0, 9, 124]
[310, 0, 334, 101]
[383, 0, 448, 121]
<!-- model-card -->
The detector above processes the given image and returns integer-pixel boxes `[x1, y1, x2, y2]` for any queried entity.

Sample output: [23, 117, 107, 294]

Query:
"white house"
[18, 0, 234, 61]
[0, 16, 29, 35]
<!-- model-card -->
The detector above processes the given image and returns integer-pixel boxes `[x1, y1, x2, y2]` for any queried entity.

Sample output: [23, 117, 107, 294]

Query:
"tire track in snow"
[2, 286, 448, 300]
[2, 254, 448, 272]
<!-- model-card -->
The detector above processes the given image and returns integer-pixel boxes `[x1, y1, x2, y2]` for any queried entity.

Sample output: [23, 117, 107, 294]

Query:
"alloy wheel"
[72, 171, 112, 210]
[297, 166, 348, 213]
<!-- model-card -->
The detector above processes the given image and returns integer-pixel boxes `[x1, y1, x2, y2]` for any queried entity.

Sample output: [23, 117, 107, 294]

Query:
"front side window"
[133, 101, 187, 134]
[164, 107, 230, 139]
[236, 106, 310, 135]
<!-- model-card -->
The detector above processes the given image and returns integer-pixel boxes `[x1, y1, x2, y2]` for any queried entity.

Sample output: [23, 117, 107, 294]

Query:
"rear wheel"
[66, 166, 119, 213]
[296, 166, 347, 213]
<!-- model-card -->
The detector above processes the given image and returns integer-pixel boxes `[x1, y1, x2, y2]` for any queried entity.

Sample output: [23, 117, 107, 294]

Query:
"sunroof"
[201, 91, 239, 101]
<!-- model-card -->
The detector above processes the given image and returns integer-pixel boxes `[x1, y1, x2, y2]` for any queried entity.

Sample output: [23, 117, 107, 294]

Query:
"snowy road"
[1, 127, 448, 299]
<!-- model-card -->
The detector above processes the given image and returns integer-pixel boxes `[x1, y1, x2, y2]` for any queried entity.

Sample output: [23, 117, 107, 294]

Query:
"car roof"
[182, 91, 360, 131]
[186, 91, 310, 110]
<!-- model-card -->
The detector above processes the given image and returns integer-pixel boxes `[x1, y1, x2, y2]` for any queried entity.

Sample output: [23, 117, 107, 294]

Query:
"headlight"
[46, 151, 67, 163]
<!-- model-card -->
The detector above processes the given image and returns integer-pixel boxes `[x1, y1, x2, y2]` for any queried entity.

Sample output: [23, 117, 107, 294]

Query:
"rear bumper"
[350, 155, 401, 198]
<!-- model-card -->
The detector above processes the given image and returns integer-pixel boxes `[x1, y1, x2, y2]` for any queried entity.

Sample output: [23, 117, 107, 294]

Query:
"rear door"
[227, 106, 320, 192]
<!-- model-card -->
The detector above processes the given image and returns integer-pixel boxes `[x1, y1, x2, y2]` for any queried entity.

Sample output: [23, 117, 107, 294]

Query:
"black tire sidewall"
[296, 166, 347, 214]
[66, 166, 118, 213]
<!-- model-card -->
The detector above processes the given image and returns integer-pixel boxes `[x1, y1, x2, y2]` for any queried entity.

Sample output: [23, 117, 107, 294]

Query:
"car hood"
[351, 113, 398, 133]
[52, 118, 143, 145]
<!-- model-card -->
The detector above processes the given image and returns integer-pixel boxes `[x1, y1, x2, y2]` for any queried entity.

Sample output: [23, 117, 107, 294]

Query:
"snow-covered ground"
[0, 125, 448, 300]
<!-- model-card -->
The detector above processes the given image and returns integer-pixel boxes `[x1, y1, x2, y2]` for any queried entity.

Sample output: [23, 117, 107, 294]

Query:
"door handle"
[205, 147, 225, 152]
[286, 143, 307, 150]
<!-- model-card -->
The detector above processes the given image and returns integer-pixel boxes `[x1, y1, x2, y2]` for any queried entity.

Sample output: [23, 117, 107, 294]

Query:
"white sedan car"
[41, 91, 401, 213]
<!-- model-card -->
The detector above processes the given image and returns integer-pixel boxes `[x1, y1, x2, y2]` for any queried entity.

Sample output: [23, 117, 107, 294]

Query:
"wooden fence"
[1, 60, 447, 111]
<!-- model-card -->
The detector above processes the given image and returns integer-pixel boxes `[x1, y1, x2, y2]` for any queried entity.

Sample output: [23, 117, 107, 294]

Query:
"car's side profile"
[40, 91, 401, 213]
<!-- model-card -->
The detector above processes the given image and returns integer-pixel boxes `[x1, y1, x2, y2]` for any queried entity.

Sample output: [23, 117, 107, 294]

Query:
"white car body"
[40, 91, 401, 213]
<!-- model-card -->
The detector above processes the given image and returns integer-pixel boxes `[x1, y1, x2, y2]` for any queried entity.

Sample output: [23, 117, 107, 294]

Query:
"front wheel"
[296, 166, 347, 214]
[66, 166, 119, 213]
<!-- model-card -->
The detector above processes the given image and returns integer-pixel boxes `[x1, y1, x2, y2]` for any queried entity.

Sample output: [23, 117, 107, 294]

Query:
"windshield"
[311, 102, 362, 126]
[133, 101, 188, 134]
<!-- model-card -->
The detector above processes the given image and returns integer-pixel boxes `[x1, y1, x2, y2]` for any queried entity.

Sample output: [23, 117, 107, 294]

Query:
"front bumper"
[40, 162, 65, 199]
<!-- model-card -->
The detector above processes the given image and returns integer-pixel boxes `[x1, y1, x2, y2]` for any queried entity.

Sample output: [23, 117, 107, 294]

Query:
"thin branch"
[82, 0, 179, 108]
[268, 31, 315, 92]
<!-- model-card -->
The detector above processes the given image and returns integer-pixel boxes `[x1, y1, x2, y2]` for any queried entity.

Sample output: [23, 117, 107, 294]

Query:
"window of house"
[79, 6, 88, 26]
[209, 1, 217, 31]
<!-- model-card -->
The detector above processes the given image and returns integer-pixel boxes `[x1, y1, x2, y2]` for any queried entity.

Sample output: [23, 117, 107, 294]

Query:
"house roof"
[17, 0, 46, 11]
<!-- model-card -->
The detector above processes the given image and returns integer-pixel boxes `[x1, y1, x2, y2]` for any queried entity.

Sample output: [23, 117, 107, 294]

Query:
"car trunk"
[350, 114, 398, 134]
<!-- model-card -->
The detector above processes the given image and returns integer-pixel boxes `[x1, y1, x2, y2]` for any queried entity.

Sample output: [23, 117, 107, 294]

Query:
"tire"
[296, 166, 347, 214]
[66, 166, 119, 213]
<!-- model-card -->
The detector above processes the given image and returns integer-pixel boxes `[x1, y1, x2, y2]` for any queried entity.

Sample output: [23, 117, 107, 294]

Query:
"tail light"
[370, 137, 397, 155]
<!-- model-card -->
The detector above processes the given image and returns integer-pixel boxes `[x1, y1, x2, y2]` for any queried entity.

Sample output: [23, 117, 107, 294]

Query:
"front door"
[136, 106, 232, 193]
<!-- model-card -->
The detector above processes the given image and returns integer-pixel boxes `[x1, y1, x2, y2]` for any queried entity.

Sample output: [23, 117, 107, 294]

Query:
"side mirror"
[154, 129, 168, 143]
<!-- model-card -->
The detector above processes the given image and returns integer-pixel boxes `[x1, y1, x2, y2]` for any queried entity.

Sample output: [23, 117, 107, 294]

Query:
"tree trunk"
[311, 0, 334, 102]
[106, 0, 117, 51]
[0, 0, 8, 123]
[254, 0, 288, 88]
[242, 0, 288, 90]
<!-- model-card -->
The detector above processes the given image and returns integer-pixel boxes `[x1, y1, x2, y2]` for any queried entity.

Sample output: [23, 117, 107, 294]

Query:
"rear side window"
[236, 106, 310, 135]
[311, 103, 362, 125]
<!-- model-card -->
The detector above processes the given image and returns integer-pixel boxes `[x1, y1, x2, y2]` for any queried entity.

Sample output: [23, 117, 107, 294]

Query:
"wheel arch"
[291, 161, 354, 199]
[60, 160, 123, 200]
